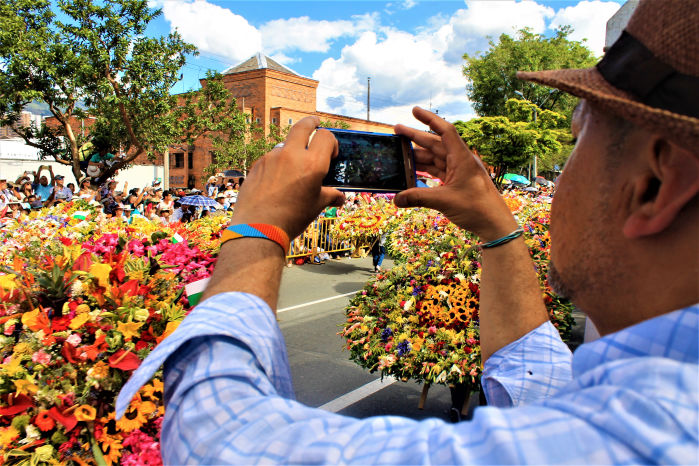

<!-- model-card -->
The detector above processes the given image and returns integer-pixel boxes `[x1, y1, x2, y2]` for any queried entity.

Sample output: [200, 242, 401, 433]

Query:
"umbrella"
[223, 169, 244, 178]
[503, 173, 531, 185]
[178, 195, 223, 209]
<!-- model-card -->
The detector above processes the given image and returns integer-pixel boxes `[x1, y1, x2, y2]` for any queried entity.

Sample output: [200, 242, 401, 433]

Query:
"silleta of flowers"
[0, 200, 227, 465]
[331, 195, 405, 247]
[340, 192, 575, 392]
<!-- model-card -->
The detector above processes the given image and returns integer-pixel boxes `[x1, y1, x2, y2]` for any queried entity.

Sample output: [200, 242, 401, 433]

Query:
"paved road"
[277, 256, 477, 422]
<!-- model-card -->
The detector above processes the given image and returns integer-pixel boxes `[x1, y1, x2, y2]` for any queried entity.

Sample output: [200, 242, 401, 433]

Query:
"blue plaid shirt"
[117, 295, 698, 464]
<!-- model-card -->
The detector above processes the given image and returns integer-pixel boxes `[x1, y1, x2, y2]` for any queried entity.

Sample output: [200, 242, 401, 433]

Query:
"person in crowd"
[67, 182, 76, 194]
[51, 175, 73, 202]
[158, 206, 173, 224]
[76, 178, 97, 201]
[18, 181, 34, 201]
[370, 233, 387, 273]
[171, 201, 184, 223]
[205, 176, 218, 197]
[32, 165, 54, 203]
[157, 190, 175, 212]
[117, 2, 698, 463]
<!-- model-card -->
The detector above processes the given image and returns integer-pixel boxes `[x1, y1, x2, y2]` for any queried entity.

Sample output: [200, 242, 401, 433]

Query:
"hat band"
[597, 31, 698, 119]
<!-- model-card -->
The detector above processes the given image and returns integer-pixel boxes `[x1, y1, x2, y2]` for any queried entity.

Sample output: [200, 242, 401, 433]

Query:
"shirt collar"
[573, 304, 699, 376]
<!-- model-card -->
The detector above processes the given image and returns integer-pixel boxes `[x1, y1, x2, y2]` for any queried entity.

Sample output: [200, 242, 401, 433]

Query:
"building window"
[245, 116, 251, 124]
[187, 175, 196, 189]
[256, 117, 261, 124]
[210, 151, 216, 164]
[272, 117, 277, 124]
[288, 118, 293, 125]
[187, 152, 193, 169]
[173, 152, 184, 168]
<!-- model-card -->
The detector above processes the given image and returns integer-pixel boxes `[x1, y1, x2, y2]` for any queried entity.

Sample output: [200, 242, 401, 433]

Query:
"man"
[118, 1, 697, 463]
[32, 165, 54, 203]
[51, 175, 73, 202]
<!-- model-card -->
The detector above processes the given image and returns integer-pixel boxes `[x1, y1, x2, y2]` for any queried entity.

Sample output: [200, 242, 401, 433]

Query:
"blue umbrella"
[178, 195, 223, 209]
[503, 173, 531, 185]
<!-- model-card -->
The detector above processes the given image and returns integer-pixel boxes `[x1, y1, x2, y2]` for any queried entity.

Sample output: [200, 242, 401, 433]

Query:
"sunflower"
[99, 433, 124, 466]
[115, 406, 146, 433]
[74, 405, 97, 422]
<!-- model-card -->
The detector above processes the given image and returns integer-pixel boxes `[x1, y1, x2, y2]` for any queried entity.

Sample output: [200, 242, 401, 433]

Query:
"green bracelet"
[478, 228, 524, 249]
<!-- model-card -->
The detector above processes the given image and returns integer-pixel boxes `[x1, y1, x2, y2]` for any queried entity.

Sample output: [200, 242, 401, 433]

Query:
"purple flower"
[397, 340, 411, 356]
[380, 327, 393, 342]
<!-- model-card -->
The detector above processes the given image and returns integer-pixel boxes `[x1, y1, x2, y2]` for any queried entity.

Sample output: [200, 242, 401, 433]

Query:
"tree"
[463, 27, 598, 120]
[454, 99, 563, 188]
[0, 0, 230, 183]
[319, 119, 350, 129]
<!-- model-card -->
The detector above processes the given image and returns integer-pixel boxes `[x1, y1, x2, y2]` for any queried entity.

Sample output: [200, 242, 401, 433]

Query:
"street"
[277, 256, 478, 422]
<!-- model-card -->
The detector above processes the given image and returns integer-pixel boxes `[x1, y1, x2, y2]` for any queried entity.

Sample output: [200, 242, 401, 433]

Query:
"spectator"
[67, 182, 76, 195]
[159, 207, 173, 224]
[18, 181, 34, 201]
[51, 175, 73, 202]
[157, 190, 174, 212]
[76, 178, 96, 201]
[205, 176, 218, 197]
[32, 165, 54, 203]
[171, 200, 184, 223]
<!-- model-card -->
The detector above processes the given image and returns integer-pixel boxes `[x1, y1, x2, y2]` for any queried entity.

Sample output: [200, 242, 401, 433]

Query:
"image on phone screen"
[322, 129, 416, 192]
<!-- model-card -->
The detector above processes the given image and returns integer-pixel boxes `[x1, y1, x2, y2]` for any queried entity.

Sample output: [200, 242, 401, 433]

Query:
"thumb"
[319, 187, 345, 208]
[394, 187, 441, 210]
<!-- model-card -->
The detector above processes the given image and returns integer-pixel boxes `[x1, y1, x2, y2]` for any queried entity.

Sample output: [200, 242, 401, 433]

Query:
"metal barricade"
[286, 217, 352, 262]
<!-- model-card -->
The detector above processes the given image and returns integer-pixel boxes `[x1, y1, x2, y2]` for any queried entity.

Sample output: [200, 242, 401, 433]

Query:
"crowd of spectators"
[0, 166, 245, 224]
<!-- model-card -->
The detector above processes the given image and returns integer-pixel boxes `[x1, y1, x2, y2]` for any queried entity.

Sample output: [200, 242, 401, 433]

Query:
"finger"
[307, 129, 338, 171]
[412, 147, 447, 172]
[319, 187, 345, 208]
[395, 124, 443, 152]
[411, 107, 465, 151]
[394, 186, 444, 209]
[285, 116, 321, 149]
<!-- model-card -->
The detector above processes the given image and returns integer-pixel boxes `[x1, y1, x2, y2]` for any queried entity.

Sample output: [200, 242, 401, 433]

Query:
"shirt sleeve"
[481, 321, 573, 407]
[117, 293, 607, 465]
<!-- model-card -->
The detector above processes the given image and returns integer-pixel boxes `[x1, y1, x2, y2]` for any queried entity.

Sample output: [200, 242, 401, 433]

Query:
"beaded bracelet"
[220, 224, 290, 256]
[477, 227, 524, 249]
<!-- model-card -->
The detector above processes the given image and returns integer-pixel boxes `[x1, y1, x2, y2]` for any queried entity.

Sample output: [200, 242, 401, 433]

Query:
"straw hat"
[517, 0, 698, 149]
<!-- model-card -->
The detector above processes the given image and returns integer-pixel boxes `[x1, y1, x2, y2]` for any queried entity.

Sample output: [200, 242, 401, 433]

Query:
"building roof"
[222, 53, 303, 77]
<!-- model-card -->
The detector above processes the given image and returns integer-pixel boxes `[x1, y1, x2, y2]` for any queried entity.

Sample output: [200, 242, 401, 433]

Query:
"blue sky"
[147, 0, 623, 125]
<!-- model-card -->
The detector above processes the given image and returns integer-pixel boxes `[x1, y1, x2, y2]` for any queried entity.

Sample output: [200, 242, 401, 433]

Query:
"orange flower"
[115, 406, 146, 432]
[34, 410, 55, 432]
[74, 405, 96, 422]
[87, 361, 109, 380]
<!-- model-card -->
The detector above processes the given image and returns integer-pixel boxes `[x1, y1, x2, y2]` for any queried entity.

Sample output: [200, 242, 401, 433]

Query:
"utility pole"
[367, 77, 371, 121]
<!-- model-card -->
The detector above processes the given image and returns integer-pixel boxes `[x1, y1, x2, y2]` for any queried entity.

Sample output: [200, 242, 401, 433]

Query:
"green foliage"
[455, 100, 563, 187]
[463, 27, 597, 120]
[0, 0, 205, 182]
[204, 121, 289, 179]
[319, 119, 350, 129]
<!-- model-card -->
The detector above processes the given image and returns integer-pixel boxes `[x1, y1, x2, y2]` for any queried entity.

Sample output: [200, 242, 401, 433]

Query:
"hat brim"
[517, 67, 699, 149]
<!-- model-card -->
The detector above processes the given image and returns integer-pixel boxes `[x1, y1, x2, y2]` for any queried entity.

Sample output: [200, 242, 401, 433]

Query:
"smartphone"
[321, 128, 416, 192]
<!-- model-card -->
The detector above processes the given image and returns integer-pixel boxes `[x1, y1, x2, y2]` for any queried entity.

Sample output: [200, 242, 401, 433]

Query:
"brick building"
[169, 53, 395, 189]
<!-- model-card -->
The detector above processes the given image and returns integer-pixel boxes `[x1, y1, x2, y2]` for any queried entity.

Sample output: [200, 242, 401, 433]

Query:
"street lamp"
[513, 90, 537, 179]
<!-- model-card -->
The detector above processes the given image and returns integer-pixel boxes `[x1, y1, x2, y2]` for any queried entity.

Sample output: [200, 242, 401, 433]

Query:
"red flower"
[108, 350, 141, 371]
[35, 410, 55, 431]
[48, 406, 77, 432]
[0, 394, 34, 417]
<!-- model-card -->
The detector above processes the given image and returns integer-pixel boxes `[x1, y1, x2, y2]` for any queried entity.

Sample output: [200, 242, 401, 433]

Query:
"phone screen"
[322, 129, 415, 192]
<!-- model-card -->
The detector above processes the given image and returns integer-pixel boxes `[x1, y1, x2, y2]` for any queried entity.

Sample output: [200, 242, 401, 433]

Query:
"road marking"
[277, 290, 360, 313]
[318, 378, 397, 413]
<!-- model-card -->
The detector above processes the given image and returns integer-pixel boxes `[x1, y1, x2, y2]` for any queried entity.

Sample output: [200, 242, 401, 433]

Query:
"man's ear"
[623, 138, 699, 238]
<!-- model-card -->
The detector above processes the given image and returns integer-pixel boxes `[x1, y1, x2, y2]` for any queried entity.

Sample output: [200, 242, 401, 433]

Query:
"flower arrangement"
[331, 196, 404, 245]
[340, 193, 575, 391]
[0, 201, 222, 465]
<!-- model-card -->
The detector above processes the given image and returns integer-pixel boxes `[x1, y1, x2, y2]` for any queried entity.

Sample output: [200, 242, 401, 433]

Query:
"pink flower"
[4, 324, 15, 335]
[66, 333, 82, 346]
[428, 326, 437, 335]
[32, 350, 51, 364]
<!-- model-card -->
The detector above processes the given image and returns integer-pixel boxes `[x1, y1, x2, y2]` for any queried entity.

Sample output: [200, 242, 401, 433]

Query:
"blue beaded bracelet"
[478, 227, 524, 249]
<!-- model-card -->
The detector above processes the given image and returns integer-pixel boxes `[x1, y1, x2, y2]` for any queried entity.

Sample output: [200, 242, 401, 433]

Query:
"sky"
[146, 0, 623, 126]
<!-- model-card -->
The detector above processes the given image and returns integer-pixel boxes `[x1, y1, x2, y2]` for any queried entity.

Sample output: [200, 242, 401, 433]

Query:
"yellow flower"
[117, 321, 143, 342]
[0, 426, 19, 445]
[116, 407, 146, 432]
[13, 342, 32, 355]
[69, 313, 90, 330]
[89, 263, 112, 288]
[1, 356, 23, 377]
[87, 361, 110, 380]
[13, 379, 39, 395]
[0, 274, 18, 291]
[75, 304, 91, 314]
[74, 405, 97, 422]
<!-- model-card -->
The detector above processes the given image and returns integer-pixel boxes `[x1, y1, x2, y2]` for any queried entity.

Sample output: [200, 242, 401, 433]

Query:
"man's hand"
[394, 107, 517, 242]
[231, 116, 345, 239]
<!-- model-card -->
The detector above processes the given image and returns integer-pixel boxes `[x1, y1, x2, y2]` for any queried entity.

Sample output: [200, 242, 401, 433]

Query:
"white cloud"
[549, 1, 621, 56]
[436, 0, 555, 62]
[156, 0, 261, 62]
[313, 29, 473, 126]
[260, 14, 378, 54]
